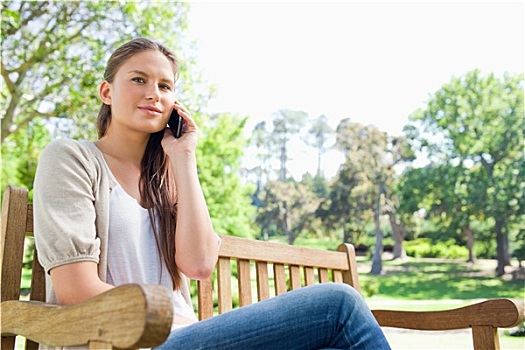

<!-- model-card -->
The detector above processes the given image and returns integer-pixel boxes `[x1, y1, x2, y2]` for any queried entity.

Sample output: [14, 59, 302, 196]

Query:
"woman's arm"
[50, 261, 114, 306]
[162, 102, 219, 280]
[34, 140, 110, 306]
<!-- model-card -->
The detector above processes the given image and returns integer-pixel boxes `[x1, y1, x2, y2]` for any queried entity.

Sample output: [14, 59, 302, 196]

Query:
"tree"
[1, 1, 197, 141]
[397, 164, 486, 263]
[385, 136, 415, 260]
[405, 70, 524, 275]
[256, 180, 320, 245]
[1, 119, 50, 200]
[245, 121, 272, 207]
[271, 109, 308, 181]
[332, 119, 414, 274]
[303, 114, 333, 177]
[318, 160, 372, 244]
[196, 113, 256, 238]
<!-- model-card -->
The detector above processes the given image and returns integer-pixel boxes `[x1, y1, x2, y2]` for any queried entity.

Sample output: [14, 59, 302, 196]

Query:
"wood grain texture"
[1, 284, 173, 349]
[1, 186, 28, 302]
[273, 263, 287, 296]
[472, 325, 498, 350]
[30, 249, 45, 302]
[256, 261, 270, 301]
[304, 267, 315, 286]
[197, 278, 214, 320]
[372, 299, 522, 330]
[219, 235, 349, 269]
[289, 265, 301, 290]
[318, 268, 329, 283]
[238, 259, 252, 306]
[337, 243, 361, 292]
[217, 257, 232, 313]
[1, 186, 29, 350]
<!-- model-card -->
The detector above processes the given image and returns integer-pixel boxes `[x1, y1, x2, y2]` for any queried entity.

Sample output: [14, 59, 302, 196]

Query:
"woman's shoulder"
[37, 139, 114, 187]
[41, 138, 99, 160]
[39, 139, 108, 175]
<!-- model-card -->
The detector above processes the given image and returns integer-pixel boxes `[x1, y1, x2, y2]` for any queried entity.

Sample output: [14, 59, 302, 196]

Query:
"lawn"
[358, 258, 524, 300]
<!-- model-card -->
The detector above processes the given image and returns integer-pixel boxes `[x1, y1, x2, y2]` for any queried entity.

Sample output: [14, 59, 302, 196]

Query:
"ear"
[99, 81, 112, 105]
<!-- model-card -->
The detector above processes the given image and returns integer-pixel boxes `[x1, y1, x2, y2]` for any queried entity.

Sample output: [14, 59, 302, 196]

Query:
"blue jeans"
[155, 283, 391, 350]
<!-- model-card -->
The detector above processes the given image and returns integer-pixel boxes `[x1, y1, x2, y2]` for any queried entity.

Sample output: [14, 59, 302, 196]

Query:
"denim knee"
[317, 283, 364, 306]
[316, 283, 373, 321]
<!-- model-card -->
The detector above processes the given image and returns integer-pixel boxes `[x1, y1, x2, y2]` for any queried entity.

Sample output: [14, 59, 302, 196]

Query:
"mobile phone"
[168, 109, 183, 138]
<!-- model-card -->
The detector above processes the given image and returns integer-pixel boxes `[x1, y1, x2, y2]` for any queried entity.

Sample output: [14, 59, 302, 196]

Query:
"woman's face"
[99, 50, 176, 137]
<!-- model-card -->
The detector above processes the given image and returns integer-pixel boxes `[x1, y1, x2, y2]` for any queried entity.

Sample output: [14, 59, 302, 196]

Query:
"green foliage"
[197, 113, 256, 238]
[512, 229, 525, 261]
[1, 119, 50, 201]
[404, 238, 469, 259]
[403, 70, 524, 273]
[361, 279, 380, 298]
[256, 180, 320, 244]
[1, 1, 190, 141]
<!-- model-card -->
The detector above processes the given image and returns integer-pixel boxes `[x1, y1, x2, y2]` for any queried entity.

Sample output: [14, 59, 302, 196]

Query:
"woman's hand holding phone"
[168, 109, 184, 138]
[162, 101, 198, 158]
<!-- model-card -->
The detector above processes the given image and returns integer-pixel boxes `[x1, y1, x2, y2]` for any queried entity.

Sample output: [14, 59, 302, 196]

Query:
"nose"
[145, 83, 160, 101]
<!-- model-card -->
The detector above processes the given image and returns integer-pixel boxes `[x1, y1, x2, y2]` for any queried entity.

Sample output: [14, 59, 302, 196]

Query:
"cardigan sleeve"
[33, 139, 101, 274]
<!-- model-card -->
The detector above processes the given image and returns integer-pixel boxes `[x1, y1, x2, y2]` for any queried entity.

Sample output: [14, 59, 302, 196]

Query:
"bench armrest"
[1, 284, 173, 348]
[372, 298, 523, 330]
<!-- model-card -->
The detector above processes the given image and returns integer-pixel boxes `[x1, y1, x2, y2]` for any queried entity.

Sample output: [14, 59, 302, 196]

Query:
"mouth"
[138, 105, 163, 115]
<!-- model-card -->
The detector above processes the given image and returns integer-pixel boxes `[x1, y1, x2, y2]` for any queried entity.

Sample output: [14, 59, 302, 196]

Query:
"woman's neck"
[95, 131, 149, 166]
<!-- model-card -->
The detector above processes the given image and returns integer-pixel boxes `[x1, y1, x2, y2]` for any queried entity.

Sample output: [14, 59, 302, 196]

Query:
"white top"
[107, 181, 198, 329]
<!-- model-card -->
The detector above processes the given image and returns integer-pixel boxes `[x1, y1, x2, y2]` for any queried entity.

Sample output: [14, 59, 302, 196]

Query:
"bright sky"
[186, 1, 524, 179]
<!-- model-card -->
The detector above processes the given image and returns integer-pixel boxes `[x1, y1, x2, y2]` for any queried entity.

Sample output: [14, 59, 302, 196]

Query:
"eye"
[159, 84, 172, 91]
[132, 77, 146, 83]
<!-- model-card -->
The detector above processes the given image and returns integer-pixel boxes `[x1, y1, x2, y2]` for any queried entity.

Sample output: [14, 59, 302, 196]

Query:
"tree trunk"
[389, 212, 407, 260]
[342, 215, 352, 243]
[463, 224, 476, 263]
[370, 225, 384, 275]
[316, 147, 322, 177]
[503, 233, 511, 266]
[495, 218, 507, 276]
[370, 185, 384, 275]
[279, 141, 287, 182]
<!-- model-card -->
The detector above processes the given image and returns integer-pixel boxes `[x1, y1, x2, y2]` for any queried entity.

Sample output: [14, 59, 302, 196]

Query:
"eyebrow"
[127, 70, 174, 85]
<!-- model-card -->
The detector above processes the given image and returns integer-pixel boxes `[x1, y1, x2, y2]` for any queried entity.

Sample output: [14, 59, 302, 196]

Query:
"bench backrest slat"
[196, 234, 361, 320]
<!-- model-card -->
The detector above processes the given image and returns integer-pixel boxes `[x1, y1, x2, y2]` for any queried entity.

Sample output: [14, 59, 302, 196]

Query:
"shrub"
[361, 279, 380, 298]
[405, 238, 468, 259]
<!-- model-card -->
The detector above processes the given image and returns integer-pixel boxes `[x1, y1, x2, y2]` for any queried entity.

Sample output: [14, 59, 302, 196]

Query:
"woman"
[34, 38, 390, 349]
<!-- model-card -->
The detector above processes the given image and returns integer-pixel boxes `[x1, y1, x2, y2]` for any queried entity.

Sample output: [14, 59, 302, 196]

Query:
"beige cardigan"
[33, 138, 192, 308]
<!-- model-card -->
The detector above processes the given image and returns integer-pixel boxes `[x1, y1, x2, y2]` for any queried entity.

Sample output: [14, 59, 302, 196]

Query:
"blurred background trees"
[1, 1, 523, 276]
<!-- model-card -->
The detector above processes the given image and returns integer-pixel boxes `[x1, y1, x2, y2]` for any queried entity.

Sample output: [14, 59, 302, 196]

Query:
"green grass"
[272, 236, 524, 300]
[358, 258, 524, 300]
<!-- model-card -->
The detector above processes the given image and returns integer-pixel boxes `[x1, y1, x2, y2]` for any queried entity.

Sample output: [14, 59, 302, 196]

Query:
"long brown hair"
[97, 38, 181, 289]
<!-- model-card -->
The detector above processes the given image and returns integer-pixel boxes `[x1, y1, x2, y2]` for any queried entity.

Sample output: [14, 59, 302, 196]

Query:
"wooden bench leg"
[2, 336, 16, 350]
[472, 325, 499, 350]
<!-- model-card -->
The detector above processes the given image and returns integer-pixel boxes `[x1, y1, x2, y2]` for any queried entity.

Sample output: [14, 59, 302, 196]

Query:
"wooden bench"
[1, 186, 523, 349]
